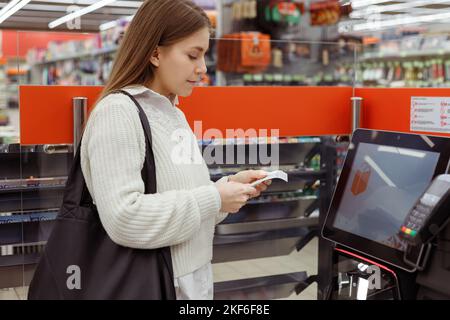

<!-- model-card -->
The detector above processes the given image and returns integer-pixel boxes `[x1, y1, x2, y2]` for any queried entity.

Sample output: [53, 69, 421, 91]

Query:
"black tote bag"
[28, 90, 176, 300]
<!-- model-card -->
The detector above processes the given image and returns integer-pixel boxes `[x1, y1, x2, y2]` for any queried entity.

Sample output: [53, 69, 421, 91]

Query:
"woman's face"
[150, 27, 210, 98]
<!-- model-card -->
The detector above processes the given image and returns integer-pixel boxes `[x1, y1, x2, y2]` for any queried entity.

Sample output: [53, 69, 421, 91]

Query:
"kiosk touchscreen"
[322, 129, 450, 272]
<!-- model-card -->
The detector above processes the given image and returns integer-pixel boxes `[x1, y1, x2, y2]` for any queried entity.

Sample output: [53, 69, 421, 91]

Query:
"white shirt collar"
[121, 84, 179, 106]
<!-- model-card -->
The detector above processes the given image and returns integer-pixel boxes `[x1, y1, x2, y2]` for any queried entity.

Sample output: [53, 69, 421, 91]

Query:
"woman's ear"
[149, 47, 160, 67]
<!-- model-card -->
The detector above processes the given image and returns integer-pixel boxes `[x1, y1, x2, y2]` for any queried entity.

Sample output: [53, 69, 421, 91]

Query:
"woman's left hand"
[229, 170, 272, 198]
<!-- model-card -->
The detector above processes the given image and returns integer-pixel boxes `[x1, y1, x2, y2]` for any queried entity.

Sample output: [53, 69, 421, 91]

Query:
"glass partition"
[356, 35, 450, 88]
[0, 30, 22, 300]
[213, 38, 357, 87]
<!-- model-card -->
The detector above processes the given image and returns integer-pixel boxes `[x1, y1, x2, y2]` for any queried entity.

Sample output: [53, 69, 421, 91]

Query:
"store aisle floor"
[212, 237, 318, 300]
[0, 237, 318, 300]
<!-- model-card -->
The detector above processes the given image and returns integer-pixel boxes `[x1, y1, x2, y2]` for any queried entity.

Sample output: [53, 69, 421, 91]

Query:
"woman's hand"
[215, 179, 258, 213]
[229, 170, 272, 197]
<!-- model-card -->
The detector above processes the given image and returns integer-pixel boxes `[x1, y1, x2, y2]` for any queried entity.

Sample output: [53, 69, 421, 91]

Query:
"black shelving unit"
[0, 144, 72, 289]
[206, 136, 338, 300]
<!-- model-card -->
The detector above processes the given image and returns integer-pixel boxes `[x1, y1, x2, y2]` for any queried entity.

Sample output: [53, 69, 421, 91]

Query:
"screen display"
[333, 142, 440, 252]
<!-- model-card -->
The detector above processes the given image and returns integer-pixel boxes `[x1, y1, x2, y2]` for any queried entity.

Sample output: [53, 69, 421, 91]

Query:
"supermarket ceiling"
[0, 0, 142, 32]
[0, 0, 450, 33]
[341, 0, 450, 33]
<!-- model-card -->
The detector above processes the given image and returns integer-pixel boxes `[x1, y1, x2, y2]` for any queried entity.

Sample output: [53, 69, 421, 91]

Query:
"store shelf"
[0, 219, 54, 246]
[211, 168, 324, 181]
[224, 195, 318, 224]
[199, 136, 321, 146]
[216, 215, 318, 234]
[31, 46, 118, 66]
[0, 252, 40, 268]
[360, 48, 450, 61]
[213, 226, 311, 263]
[0, 177, 67, 194]
[32, 46, 215, 68]
[247, 194, 317, 205]
[214, 271, 307, 300]
[0, 143, 73, 154]
[0, 210, 58, 225]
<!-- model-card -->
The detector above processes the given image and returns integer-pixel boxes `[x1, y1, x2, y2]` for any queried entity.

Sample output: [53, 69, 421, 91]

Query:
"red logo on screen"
[351, 166, 371, 196]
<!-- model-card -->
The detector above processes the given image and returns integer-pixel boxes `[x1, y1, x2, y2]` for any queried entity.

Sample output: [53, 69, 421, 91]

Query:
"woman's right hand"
[215, 179, 258, 213]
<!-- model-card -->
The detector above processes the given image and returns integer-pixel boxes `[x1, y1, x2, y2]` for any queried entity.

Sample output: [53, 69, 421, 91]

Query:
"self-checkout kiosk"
[322, 129, 450, 300]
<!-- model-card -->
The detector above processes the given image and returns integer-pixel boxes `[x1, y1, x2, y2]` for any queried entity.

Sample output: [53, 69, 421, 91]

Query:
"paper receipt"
[250, 170, 288, 187]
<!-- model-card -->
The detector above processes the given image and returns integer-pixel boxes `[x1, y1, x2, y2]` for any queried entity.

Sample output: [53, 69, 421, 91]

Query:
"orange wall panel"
[179, 86, 353, 138]
[20, 86, 354, 145]
[20, 86, 103, 145]
[356, 87, 450, 137]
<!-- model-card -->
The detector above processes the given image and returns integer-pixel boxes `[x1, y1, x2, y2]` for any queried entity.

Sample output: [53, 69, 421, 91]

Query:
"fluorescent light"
[350, 0, 450, 19]
[364, 155, 396, 187]
[49, 0, 116, 29]
[99, 14, 134, 31]
[353, 10, 450, 31]
[378, 146, 426, 158]
[350, 0, 392, 9]
[0, 0, 31, 24]
[99, 20, 118, 31]
[0, 0, 21, 17]
[38, 0, 142, 8]
[420, 135, 435, 148]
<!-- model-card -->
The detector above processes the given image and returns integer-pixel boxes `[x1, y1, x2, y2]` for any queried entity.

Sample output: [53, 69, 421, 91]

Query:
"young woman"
[81, 0, 271, 299]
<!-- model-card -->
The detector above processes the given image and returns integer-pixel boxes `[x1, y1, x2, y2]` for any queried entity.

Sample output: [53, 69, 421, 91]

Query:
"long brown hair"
[99, 0, 211, 101]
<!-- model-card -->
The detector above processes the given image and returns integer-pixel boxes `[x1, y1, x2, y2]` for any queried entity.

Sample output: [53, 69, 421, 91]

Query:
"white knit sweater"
[80, 85, 228, 277]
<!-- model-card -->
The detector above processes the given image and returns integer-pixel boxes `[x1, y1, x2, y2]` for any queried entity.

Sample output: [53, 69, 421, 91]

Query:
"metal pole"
[73, 97, 88, 155]
[351, 97, 363, 133]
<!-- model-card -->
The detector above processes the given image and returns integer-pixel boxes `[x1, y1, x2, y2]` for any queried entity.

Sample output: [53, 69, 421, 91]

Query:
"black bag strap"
[116, 89, 157, 194]
[60, 89, 175, 293]
[64, 89, 157, 208]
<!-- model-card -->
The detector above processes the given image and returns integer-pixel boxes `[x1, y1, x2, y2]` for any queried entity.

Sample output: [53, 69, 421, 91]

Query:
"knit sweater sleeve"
[212, 177, 230, 225]
[80, 99, 221, 250]
[215, 211, 229, 225]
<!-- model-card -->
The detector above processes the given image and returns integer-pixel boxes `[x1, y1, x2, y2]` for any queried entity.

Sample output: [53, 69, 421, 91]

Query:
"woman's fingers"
[256, 184, 267, 193]
[255, 170, 268, 179]
[242, 185, 258, 197]
[244, 170, 268, 183]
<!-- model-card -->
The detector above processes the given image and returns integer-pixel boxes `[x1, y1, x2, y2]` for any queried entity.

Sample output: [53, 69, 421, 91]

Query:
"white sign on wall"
[411, 97, 450, 134]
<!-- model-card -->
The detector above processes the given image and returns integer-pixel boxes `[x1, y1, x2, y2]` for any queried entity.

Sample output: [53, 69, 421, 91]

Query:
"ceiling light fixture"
[0, 0, 31, 24]
[38, 0, 143, 8]
[349, 0, 392, 9]
[353, 10, 450, 31]
[350, 0, 450, 19]
[48, 0, 116, 29]
[99, 14, 134, 31]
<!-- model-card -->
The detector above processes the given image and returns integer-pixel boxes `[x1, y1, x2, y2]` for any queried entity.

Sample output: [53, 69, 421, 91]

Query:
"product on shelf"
[309, 0, 341, 26]
[259, 1, 303, 28]
[217, 32, 271, 73]
[230, 0, 254, 21]
[0, 111, 9, 126]
[360, 57, 450, 88]
[360, 35, 450, 87]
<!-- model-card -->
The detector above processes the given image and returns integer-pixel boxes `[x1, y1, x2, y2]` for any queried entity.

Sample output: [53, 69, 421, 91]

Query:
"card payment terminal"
[399, 174, 450, 246]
